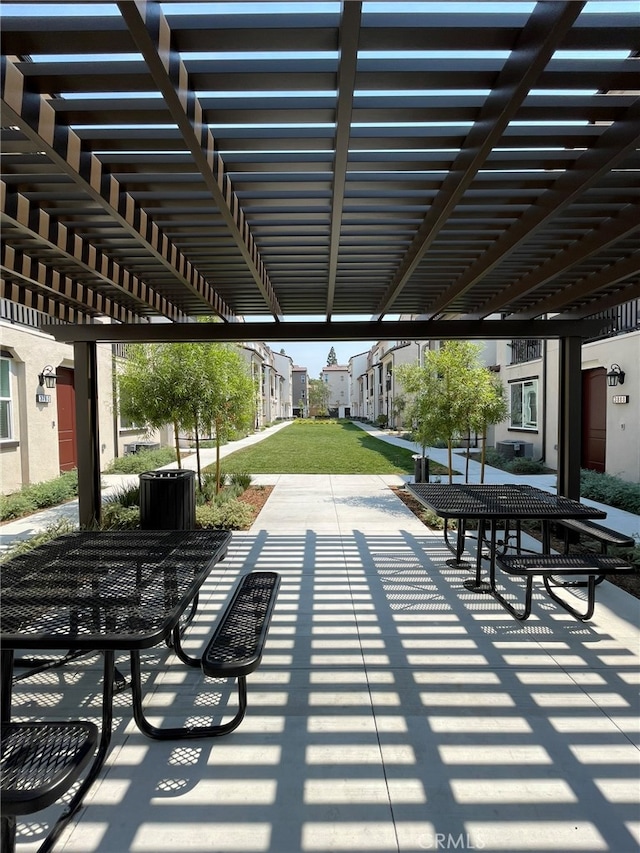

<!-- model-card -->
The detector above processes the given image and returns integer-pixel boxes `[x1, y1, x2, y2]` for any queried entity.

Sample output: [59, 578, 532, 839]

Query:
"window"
[120, 414, 141, 430]
[510, 378, 538, 430]
[0, 357, 12, 440]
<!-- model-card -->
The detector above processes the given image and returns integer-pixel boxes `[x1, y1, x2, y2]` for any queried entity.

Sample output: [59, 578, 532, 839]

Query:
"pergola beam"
[471, 205, 640, 319]
[422, 98, 640, 317]
[118, 0, 282, 320]
[514, 255, 640, 320]
[42, 318, 609, 345]
[2, 185, 186, 321]
[326, 2, 361, 320]
[1, 55, 237, 321]
[373, 0, 584, 319]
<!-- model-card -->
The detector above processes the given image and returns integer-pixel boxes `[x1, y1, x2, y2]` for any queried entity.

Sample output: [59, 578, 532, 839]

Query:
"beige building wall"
[494, 331, 639, 483]
[1, 320, 116, 494]
[320, 364, 350, 416]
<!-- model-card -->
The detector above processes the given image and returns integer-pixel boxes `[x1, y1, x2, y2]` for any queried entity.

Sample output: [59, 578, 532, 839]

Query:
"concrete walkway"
[4, 423, 640, 853]
[3, 419, 638, 549]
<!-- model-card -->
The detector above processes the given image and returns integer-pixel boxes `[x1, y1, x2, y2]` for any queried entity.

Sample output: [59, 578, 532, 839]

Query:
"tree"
[326, 346, 338, 365]
[198, 344, 255, 492]
[396, 342, 507, 483]
[116, 341, 255, 491]
[470, 373, 509, 483]
[395, 360, 442, 472]
[308, 378, 330, 416]
[117, 343, 191, 469]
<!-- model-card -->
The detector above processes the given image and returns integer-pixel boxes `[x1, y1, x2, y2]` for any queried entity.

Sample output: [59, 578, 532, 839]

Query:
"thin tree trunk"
[215, 418, 222, 494]
[173, 418, 182, 468]
[480, 426, 487, 484]
[193, 411, 202, 491]
[448, 439, 454, 484]
[465, 429, 470, 483]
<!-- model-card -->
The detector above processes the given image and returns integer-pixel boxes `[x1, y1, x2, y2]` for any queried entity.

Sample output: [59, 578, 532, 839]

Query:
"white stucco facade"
[1, 317, 116, 494]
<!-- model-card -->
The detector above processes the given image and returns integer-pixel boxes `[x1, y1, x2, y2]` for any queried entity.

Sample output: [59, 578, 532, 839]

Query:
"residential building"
[320, 364, 350, 418]
[292, 366, 308, 417]
[493, 301, 639, 483]
[1, 302, 117, 494]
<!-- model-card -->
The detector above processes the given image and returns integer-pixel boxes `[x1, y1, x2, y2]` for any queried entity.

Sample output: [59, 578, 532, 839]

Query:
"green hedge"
[0, 470, 78, 521]
[580, 469, 640, 515]
[103, 447, 176, 474]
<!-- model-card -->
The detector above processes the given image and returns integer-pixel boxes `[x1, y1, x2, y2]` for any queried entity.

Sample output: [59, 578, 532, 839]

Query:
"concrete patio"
[6, 458, 640, 853]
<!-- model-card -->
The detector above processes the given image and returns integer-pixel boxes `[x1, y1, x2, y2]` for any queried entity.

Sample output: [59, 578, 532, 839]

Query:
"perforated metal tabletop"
[406, 484, 606, 521]
[1, 529, 231, 650]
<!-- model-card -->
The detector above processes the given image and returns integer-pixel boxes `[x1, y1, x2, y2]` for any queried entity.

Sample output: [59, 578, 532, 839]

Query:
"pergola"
[1, 1, 638, 525]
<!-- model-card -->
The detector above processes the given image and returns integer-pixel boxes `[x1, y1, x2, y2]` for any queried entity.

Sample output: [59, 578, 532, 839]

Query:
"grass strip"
[209, 420, 450, 475]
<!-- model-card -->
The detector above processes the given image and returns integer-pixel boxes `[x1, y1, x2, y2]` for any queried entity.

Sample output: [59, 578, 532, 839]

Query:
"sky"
[271, 340, 374, 378]
[246, 314, 378, 378]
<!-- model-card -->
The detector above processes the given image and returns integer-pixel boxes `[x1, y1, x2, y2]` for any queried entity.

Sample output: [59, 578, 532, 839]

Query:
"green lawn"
[208, 420, 450, 475]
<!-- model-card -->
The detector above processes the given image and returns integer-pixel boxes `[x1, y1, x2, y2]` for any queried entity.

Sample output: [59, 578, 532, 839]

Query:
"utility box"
[124, 441, 161, 455]
[496, 440, 534, 459]
[139, 469, 195, 530]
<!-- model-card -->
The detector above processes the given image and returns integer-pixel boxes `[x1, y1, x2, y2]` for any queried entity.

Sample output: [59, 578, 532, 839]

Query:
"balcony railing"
[584, 299, 640, 341]
[508, 339, 542, 364]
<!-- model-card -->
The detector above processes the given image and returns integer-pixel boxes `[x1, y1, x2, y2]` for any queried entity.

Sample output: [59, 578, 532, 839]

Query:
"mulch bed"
[237, 485, 274, 521]
[390, 485, 639, 602]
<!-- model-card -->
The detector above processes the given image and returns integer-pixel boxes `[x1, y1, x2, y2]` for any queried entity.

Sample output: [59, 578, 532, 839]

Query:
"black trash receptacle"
[139, 469, 196, 530]
[413, 455, 430, 484]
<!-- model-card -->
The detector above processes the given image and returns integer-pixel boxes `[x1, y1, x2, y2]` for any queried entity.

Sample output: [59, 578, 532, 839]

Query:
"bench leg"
[490, 574, 534, 620]
[1, 816, 16, 853]
[543, 574, 596, 621]
[129, 652, 248, 739]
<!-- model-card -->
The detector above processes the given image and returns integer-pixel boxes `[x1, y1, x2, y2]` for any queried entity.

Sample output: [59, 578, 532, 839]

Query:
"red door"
[581, 367, 606, 473]
[56, 367, 77, 471]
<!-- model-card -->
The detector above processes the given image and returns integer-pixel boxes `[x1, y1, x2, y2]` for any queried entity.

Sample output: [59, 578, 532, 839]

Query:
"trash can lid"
[139, 469, 195, 480]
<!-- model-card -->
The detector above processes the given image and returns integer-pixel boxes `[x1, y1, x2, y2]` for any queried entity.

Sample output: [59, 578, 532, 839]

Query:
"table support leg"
[36, 651, 115, 853]
[463, 519, 493, 594]
[445, 519, 471, 568]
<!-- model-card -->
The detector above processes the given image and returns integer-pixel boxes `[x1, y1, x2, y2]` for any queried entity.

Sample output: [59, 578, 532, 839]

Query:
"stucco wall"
[0, 322, 116, 494]
[494, 331, 639, 483]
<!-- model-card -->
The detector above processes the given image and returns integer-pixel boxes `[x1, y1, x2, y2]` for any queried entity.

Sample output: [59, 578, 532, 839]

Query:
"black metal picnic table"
[406, 483, 606, 592]
[1, 528, 231, 853]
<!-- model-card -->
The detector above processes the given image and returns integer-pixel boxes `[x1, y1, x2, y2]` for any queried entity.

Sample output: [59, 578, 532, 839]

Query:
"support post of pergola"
[74, 341, 102, 528]
[557, 335, 583, 500]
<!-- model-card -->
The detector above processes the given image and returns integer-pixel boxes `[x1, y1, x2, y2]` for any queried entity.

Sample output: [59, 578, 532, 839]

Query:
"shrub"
[580, 469, 640, 515]
[419, 508, 458, 531]
[0, 491, 38, 521]
[103, 447, 176, 474]
[195, 499, 254, 530]
[507, 457, 546, 475]
[0, 471, 79, 521]
[103, 483, 140, 507]
[212, 484, 243, 503]
[100, 504, 140, 530]
[229, 471, 252, 491]
[0, 519, 76, 562]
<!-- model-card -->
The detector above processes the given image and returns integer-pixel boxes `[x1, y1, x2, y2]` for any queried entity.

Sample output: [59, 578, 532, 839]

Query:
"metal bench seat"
[557, 517, 635, 554]
[1, 720, 99, 853]
[493, 553, 635, 621]
[200, 571, 280, 735]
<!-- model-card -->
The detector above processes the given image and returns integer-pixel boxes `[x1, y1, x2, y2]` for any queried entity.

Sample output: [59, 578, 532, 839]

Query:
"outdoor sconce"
[606, 364, 625, 387]
[38, 365, 58, 389]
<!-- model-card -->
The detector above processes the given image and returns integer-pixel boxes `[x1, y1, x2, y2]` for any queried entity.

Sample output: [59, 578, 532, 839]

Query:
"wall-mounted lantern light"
[606, 364, 625, 387]
[38, 365, 58, 389]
